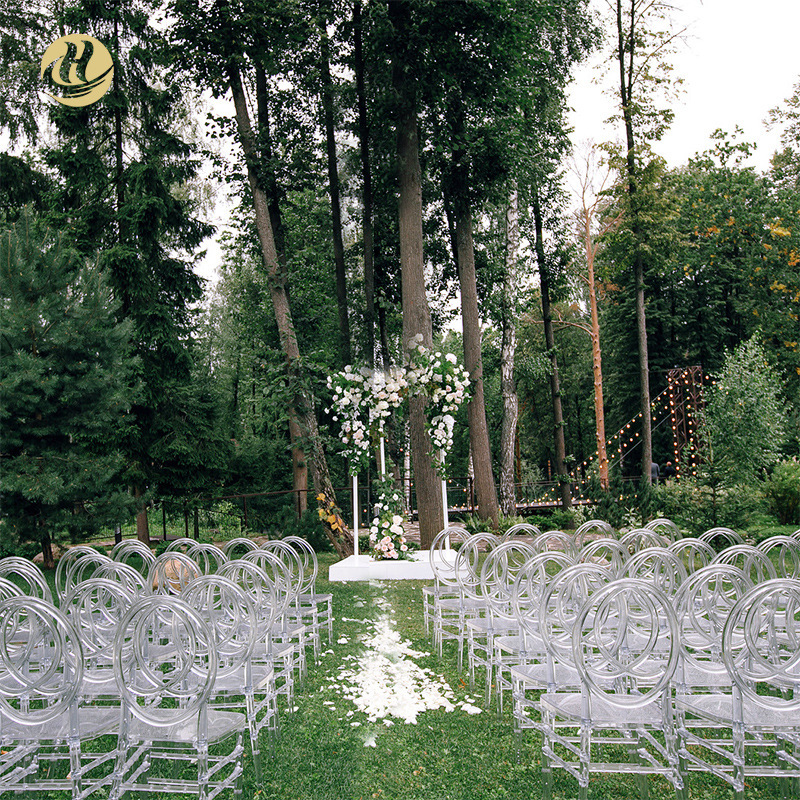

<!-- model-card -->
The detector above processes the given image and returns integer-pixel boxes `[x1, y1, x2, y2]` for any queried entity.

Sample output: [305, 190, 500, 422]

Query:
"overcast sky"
[568, 0, 800, 171]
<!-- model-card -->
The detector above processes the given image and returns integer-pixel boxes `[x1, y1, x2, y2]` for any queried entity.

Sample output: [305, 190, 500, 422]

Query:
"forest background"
[2, 0, 799, 567]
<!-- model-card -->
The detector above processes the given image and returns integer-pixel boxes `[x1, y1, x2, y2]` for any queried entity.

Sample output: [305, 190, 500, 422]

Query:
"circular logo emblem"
[40, 34, 114, 107]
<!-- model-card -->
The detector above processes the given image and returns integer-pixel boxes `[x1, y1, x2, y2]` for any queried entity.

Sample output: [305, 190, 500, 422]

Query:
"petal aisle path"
[319, 581, 481, 748]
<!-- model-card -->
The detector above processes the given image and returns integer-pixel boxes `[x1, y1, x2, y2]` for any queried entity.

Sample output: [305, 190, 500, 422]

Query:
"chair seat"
[509, 660, 580, 689]
[125, 709, 246, 744]
[539, 692, 666, 726]
[676, 693, 800, 730]
[0, 706, 118, 743]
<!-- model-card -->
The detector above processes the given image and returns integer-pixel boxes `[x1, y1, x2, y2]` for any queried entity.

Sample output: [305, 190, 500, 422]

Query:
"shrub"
[764, 459, 800, 524]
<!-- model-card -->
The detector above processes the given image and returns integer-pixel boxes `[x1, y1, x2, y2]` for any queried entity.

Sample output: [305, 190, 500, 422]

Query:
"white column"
[379, 436, 386, 477]
[352, 473, 359, 557]
[440, 450, 449, 534]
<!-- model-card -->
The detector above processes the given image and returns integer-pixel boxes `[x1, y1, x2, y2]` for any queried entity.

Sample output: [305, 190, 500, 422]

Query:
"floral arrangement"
[327, 367, 371, 474]
[369, 487, 411, 560]
[406, 335, 470, 476]
[367, 366, 408, 434]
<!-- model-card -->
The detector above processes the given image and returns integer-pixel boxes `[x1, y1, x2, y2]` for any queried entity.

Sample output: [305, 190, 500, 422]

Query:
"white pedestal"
[328, 551, 446, 582]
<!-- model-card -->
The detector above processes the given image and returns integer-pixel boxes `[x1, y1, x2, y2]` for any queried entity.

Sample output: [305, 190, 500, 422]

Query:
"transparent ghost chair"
[676, 578, 800, 800]
[185, 541, 228, 575]
[576, 537, 629, 576]
[710, 543, 777, 585]
[500, 522, 542, 544]
[55, 545, 107, 602]
[61, 550, 113, 603]
[283, 535, 334, 649]
[624, 547, 688, 598]
[110, 594, 246, 800]
[619, 527, 671, 553]
[219, 558, 290, 711]
[148, 551, 201, 595]
[0, 596, 118, 798]
[221, 537, 259, 560]
[499, 551, 576, 723]
[532, 530, 577, 558]
[792, 528, 800, 541]
[465, 539, 535, 707]
[537, 579, 685, 800]
[699, 527, 744, 550]
[0, 576, 24, 602]
[672, 563, 753, 694]
[757, 535, 800, 579]
[509, 562, 613, 750]
[182, 574, 273, 785]
[425, 526, 471, 657]
[94, 560, 149, 597]
[64, 578, 136, 704]
[0, 556, 53, 604]
[442, 532, 499, 671]
[110, 539, 156, 576]
[164, 537, 196, 554]
[573, 519, 616, 550]
[645, 518, 682, 542]
[244, 547, 307, 682]
[667, 537, 716, 575]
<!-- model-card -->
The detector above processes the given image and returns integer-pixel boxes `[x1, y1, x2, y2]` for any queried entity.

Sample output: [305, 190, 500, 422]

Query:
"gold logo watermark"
[40, 34, 114, 107]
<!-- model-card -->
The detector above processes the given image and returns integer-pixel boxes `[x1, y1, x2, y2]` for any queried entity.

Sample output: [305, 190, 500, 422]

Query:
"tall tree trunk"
[452, 191, 499, 526]
[134, 484, 151, 547]
[532, 189, 572, 510]
[389, 0, 443, 548]
[319, 21, 351, 367]
[354, 0, 376, 368]
[617, 0, 652, 483]
[584, 212, 609, 489]
[256, 67, 307, 512]
[499, 187, 519, 516]
[228, 62, 352, 557]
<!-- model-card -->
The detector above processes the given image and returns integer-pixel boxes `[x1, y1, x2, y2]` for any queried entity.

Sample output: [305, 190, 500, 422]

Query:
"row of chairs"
[0, 536, 332, 798]
[424, 520, 800, 799]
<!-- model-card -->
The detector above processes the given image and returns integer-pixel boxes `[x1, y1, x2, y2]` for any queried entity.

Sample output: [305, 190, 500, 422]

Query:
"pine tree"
[0, 211, 138, 566]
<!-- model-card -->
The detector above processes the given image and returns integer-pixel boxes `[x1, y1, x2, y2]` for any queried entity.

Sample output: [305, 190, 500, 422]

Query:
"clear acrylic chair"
[185, 541, 228, 574]
[467, 539, 536, 708]
[624, 547, 688, 598]
[667, 537, 716, 574]
[699, 527, 744, 549]
[537, 579, 685, 800]
[619, 527, 671, 553]
[757, 535, 800, 579]
[219, 558, 290, 711]
[508, 562, 613, 751]
[0, 556, 53, 603]
[61, 550, 113, 603]
[283, 535, 334, 649]
[645, 518, 682, 542]
[576, 537, 629, 576]
[149, 551, 202, 594]
[532, 530, 577, 558]
[574, 519, 616, 550]
[0, 596, 118, 798]
[183, 574, 274, 786]
[425, 526, 471, 656]
[110, 594, 246, 800]
[676, 578, 800, 800]
[501, 522, 542, 543]
[710, 543, 777, 585]
[55, 545, 107, 602]
[110, 539, 156, 575]
[64, 578, 136, 704]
